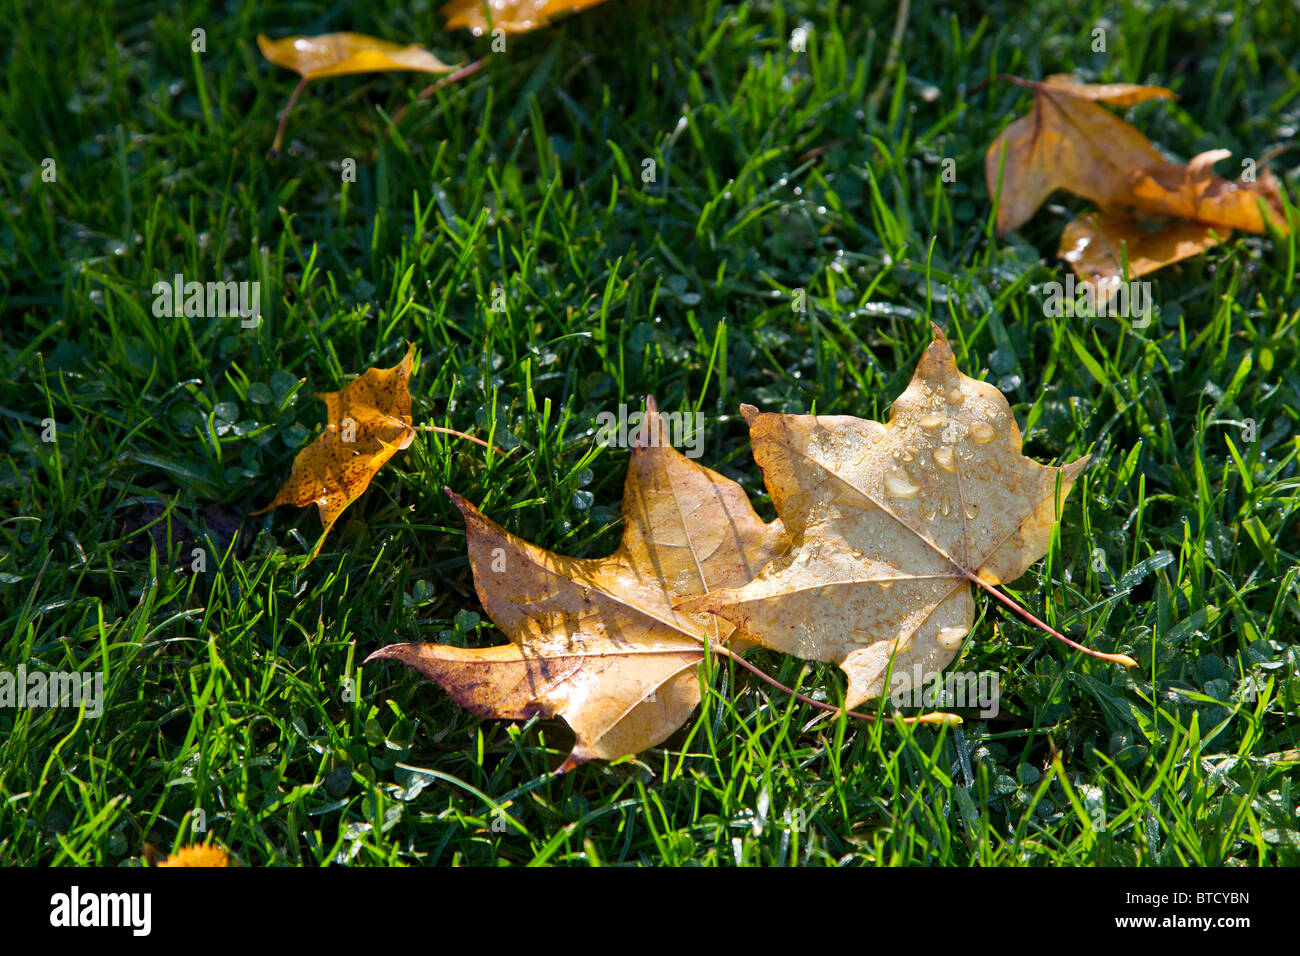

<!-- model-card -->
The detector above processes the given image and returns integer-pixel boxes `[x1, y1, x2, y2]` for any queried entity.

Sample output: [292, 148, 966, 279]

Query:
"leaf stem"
[387, 57, 488, 133]
[964, 571, 1137, 667]
[269, 76, 309, 158]
[707, 643, 960, 727]
[415, 423, 507, 456]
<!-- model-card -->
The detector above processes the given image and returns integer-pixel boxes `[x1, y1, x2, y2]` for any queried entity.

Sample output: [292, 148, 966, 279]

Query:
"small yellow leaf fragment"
[157, 845, 230, 867]
[256, 32, 455, 79]
[912, 711, 963, 726]
[935, 625, 969, 651]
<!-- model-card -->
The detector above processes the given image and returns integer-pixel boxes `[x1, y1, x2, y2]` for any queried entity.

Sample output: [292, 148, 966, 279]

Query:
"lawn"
[1, 0, 1298, 866]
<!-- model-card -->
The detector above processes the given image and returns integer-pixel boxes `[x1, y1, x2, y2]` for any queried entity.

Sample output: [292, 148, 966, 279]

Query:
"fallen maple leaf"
[440, 0, 612, 35]
[258, 32, 456, 154]
[681, 325, 1131, 710]
[985, 74, 1175, 236]
[255, 346, 417, 563]
[367, 398, 789, 771]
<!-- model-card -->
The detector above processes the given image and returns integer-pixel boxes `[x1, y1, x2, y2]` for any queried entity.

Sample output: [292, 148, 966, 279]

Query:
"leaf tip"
[364, 643, 412, 666]
[555, 747, 593, 775]
[739, 404, 760, 425]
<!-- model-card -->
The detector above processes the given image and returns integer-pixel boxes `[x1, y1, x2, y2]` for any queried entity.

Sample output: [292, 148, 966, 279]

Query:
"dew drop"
[935, 626, 969, 651]
[878, 580, 893, 590]
[947, 387, 964, 405]
[884, 468, 921, 499]
[965, 503, 979, 520]
[919, 413, 945, 429]
[969, 422, 995, 443]
[933, 446, 956, 472]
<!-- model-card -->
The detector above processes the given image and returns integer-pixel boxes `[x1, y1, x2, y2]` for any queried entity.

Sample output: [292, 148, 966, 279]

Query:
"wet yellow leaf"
[256, 32, 454, 79]
[681, 326, 1090, 709]
[256, 346, 417, 563]
[367, 398, 788, 771]
[440, 0, 613, 35]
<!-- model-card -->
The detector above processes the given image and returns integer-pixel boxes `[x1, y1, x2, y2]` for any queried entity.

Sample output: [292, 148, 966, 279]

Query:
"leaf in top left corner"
[257, 32, 455, 79]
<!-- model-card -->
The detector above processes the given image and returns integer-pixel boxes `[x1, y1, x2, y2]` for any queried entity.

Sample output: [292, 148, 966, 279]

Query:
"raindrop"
[919, 413, 945, 429]
[969, 422, 995, 443]
[933, 446, 956, 472]
[884, 468, 920, 499]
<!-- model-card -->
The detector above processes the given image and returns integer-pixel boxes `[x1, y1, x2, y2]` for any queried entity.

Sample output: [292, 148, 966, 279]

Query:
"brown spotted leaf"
[367, 399, 788, 772]
[985, 74, 1174, 235]
[680, 326, 1088, 710]
[255, 346, 416, 562]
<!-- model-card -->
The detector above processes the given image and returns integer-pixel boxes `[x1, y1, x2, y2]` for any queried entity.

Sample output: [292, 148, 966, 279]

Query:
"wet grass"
[0, 0, 1297, 865]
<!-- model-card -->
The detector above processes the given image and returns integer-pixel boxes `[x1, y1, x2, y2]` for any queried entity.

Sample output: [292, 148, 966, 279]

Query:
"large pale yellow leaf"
[681, 327, 1088, 709]
[367, 399, 788, 771]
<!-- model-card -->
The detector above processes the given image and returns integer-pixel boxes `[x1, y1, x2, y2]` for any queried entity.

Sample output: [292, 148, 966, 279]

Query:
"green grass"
[1, 0, 1298, 866]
